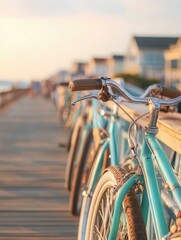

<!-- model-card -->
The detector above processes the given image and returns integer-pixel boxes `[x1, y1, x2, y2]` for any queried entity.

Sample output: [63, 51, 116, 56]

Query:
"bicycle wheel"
[65, 115, 84, 191]
[69, 129, 96, 215]
[78, 145, 110, 239]
[85, 166, 147, 240]
[66, 124, 74, 152]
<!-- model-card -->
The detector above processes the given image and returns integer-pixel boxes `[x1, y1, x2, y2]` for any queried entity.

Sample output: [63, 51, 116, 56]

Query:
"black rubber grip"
[161, 86, 181, 98]
[59, 82, 69, 87]
[69, 78, 102, 92]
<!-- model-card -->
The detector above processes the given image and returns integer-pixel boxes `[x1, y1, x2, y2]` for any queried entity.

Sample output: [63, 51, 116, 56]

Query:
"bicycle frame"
[87, 116, 119, 192]
[108, 132, 181, 240]
[74, 99, 108, 174]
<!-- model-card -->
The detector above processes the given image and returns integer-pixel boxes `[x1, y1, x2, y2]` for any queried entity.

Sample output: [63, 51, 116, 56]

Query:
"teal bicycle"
[70, 79, 163, 239]
[69, 77, 181, 240]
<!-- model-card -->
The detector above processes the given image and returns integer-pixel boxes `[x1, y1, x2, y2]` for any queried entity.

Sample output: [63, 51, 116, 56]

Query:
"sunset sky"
[0, 0, 181, 81]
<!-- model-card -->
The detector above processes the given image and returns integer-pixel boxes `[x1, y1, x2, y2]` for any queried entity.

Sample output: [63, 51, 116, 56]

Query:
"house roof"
[92, 58, 107, 63]
[112, 55, 124, 60]
[134, 36, 178, 50]
[72, 62, 87, 66]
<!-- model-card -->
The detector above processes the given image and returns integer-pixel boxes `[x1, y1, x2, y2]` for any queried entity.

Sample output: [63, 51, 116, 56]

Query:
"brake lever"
[72, 90, 119, 106]
[72, 93, 99, 106]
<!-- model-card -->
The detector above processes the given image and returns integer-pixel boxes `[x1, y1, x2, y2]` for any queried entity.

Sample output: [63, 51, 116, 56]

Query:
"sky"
[0, 0, 181, 81]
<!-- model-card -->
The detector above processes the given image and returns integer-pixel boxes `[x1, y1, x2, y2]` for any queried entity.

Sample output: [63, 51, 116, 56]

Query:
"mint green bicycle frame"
[108, 132, 181, 240]
[87, 113, 128, 194]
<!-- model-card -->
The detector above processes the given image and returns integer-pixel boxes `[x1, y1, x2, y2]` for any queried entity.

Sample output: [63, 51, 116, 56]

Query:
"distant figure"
[42, 80, 52, 98]
[31, 81, 41, 96]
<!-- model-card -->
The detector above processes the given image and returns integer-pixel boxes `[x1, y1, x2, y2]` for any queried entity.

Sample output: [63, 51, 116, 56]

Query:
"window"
[171, 59, 178, 69]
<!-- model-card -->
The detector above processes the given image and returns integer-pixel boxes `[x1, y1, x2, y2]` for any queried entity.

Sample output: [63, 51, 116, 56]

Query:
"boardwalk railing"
[0, 88, 30, 108]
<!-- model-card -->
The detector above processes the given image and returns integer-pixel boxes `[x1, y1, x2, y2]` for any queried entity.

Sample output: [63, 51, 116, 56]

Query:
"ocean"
[0, 80, 30, 93]
[0, 81, 13, 92]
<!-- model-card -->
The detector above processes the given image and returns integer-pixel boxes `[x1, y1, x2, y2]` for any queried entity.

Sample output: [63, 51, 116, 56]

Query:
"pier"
[0, 95, 78, 239]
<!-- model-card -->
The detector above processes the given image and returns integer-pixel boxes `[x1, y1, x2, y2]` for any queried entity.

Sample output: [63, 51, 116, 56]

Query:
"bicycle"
[65, 100, 90, 191]
[77, 86, 165, 240]
[69, 77, 181, 240]
[66, 96, 108, 215]
[69, 79, 159, 221]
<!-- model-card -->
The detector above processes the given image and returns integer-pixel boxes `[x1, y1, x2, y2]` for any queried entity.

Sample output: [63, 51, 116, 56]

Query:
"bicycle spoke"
[93, 187, 117, 239]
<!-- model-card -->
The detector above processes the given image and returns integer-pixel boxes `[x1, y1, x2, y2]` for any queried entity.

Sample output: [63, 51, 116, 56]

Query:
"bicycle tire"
[78, 145, 110, 239]
[65, 115, 84, 191]
[85, 166, 147, 240]
[67, 124, 74, 152]
[69, 129, 95, 215]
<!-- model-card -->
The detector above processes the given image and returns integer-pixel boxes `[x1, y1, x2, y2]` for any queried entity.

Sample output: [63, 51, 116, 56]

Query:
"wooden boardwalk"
[0, 96, 78, 239]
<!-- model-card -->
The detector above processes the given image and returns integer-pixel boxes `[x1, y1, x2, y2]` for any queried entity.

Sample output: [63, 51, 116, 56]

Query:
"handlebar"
[58, 81, 69, 87]
[69, 77, 181, 107]
[160, 86, 181, 98]
[69, 78, 161, 97]
[69, 78, 102, 91]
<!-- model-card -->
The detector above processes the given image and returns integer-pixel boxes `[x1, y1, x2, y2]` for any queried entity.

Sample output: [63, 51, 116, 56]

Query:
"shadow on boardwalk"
[0, 96, 78, 239]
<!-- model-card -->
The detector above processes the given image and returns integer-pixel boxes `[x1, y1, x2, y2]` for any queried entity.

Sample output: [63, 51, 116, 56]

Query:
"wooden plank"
[0, 97, 78, 239]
